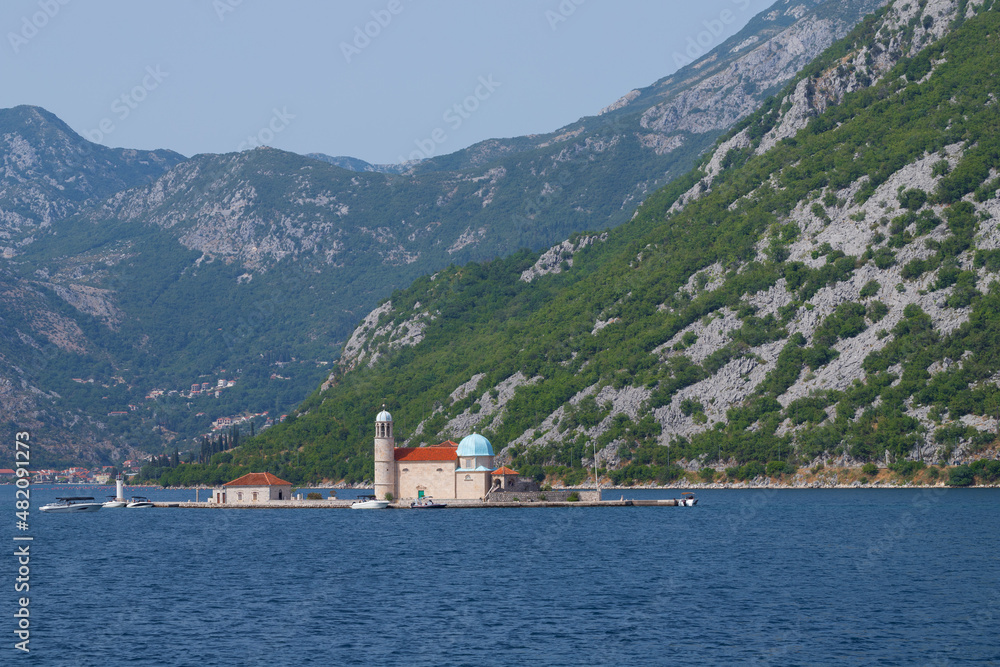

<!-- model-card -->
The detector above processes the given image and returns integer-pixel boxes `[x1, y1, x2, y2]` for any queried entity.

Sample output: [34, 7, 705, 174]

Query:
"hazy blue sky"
[1, 0, 776, 164]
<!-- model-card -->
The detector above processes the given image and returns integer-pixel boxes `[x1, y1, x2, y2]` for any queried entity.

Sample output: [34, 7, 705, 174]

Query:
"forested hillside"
[1, 0, 885, 466]
[162, 0, 1000, 487]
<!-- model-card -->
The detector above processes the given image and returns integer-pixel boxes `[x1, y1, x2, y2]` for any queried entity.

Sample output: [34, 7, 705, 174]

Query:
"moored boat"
[410, 497, 447, 509]
[103, 495, 127, 508]
[680, 492, 698, 506]
[126, 496, 154, 508]
[39, 497, 103, 513]
[351, 495, 390, 509]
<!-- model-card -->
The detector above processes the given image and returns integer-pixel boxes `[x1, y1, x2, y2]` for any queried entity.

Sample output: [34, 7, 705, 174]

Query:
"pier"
[152, 498, 685, 509]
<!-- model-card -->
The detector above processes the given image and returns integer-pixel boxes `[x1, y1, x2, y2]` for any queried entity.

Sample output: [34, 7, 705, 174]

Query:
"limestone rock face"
[520, 234, 608, 283]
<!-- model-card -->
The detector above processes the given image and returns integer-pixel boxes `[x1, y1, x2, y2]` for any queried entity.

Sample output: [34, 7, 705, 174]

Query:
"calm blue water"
[3, 485, 998, 665]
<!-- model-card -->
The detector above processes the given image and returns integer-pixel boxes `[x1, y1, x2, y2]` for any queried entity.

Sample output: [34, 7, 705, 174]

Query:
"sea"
[3, 484, 998, 665]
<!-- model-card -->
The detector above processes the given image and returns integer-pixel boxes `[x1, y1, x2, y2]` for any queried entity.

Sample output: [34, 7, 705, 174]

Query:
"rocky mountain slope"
[0, 105, 184, 253]
[216, 0, 1000, 486]
[0, 0, 888, 466]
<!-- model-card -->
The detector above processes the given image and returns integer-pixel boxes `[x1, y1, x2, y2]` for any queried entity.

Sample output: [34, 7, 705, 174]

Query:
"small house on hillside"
[215, 472, 292, 504]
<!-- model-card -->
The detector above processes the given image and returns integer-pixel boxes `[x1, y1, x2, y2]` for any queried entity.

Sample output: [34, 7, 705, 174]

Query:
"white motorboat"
[351, 495, 390, 509]
[39, 497, 103, 513]
[103, 495, 127, 508]
[126, 496, 154, 508]
[680, 492, 698, 506]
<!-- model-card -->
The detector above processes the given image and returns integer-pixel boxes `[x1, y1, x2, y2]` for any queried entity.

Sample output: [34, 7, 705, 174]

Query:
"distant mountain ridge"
[0, 0, 887, 467]
[305, 152, 411, 175]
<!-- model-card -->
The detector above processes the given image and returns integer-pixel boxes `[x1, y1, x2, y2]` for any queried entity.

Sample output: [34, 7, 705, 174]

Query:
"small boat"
[680, 492, 698, 507]
[126, 496, 154, 508]
[410, 497, 447, 509]
[39, 497, 103, 513]
[351, 495, 390, 510]
[103, 495, 127, 508]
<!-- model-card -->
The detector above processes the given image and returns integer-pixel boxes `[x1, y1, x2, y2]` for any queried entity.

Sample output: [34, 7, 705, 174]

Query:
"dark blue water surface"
[3, 485, 999, 665]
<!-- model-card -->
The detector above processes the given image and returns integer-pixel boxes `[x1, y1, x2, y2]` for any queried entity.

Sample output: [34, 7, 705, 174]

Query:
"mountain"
[0, 105, 184, 250]
[190, 0, 1000, 487]
[0, 0, 887, 467]
[304, 152, 410, 174]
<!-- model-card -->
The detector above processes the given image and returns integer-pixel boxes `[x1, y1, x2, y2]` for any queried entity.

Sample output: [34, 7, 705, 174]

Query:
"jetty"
[152, 498, 685, 509]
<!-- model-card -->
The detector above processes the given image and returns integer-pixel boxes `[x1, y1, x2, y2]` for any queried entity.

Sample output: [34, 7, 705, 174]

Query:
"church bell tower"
[373, 405, 395, 500]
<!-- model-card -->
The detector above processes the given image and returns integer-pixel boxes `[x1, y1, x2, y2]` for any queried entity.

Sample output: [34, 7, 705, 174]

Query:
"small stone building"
[490, 466, 520, 490]
[216, 472, 292, 504]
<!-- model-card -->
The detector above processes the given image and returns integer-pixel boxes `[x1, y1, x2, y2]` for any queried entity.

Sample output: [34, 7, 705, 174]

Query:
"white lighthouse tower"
[373, 405, 395, 501]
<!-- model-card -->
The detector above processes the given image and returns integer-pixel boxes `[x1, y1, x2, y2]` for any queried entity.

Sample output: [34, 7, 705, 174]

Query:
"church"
[372, 407, 507, 501]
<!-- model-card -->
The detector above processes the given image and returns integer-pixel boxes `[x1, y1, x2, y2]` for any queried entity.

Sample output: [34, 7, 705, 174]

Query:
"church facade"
[372, 408, 500, 501]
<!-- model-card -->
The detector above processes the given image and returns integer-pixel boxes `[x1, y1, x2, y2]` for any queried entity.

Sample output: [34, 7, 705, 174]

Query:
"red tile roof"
[492, 466, 519, 476]
[395, 445, 458, 462]
[224, 472, 292, 487]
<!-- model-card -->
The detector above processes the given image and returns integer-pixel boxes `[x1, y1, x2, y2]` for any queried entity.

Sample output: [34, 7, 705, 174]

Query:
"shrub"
[680, 398, 704, 417]
[811, 202, 830, 222]
[873, 248, 896, 269]
[698, 467, 715, 482]
[889, 460, 926, 478]
[867, 301, 889, 323]
[743, 461, 766, 479]
[898, 188, 928, 210]
[970, 459, 1000, 483]
[306, 492, 323, 500]
[946, 465, 975, 487]
[766, 460, 792, 477]
[915, 210, 941, 235]
[385, 492, 394, 501]
[901, 258, 930, 280]
[566, 491, 580, 502]
[859, 280, 880, 299]
[861, 462, 878, 476]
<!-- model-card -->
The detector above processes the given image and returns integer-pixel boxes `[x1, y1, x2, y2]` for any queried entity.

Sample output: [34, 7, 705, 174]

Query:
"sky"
[1, 0, 777, 165]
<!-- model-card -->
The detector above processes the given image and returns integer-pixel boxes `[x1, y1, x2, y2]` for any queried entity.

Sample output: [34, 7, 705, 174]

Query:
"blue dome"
[457, 433, 494, 457]
[375, 409, 393, 422]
